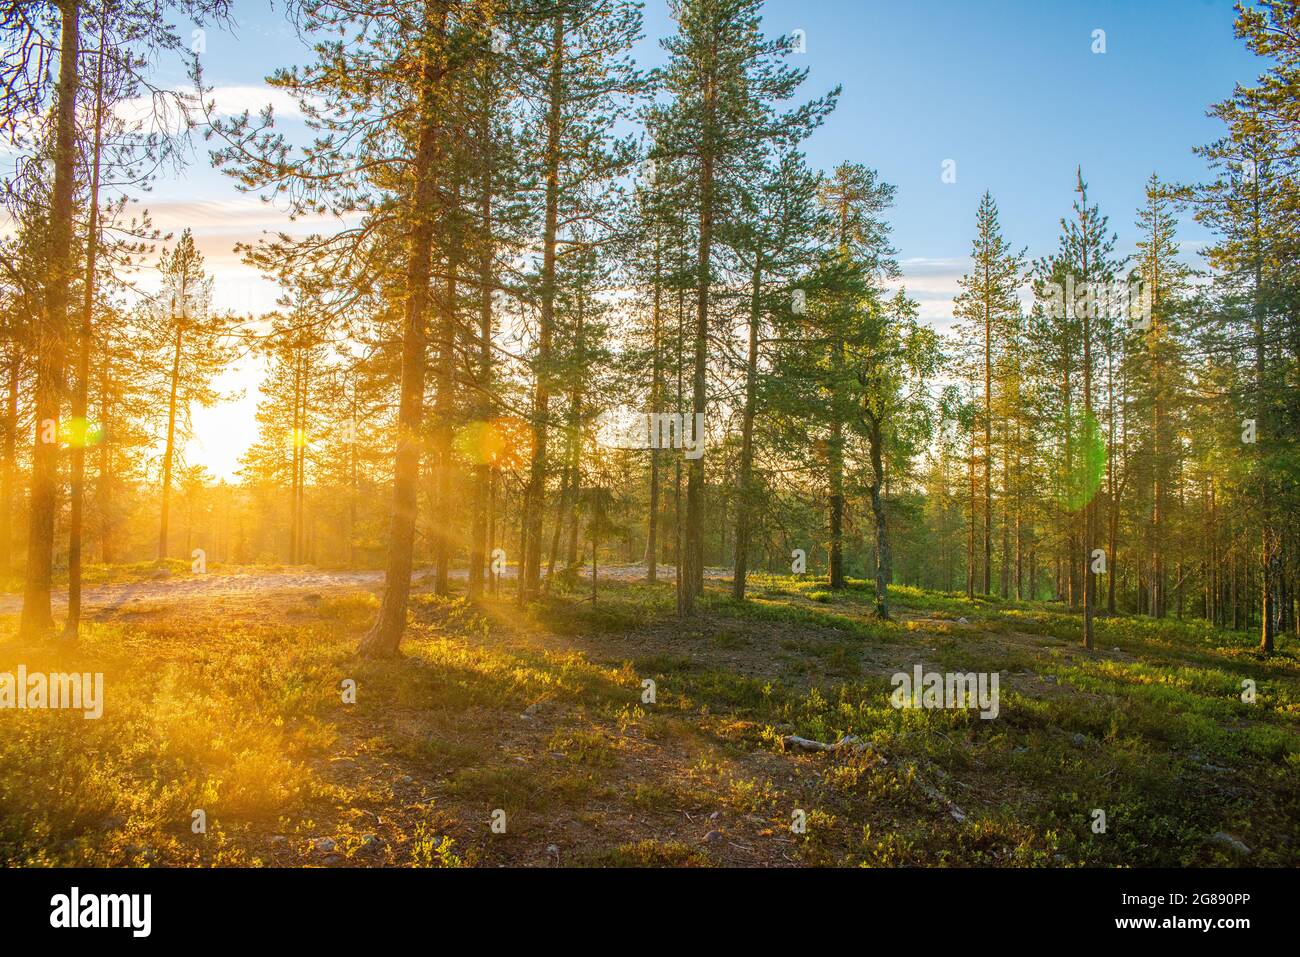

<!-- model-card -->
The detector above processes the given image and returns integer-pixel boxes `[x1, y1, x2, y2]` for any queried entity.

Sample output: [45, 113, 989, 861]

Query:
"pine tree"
[952, 192, 1025, 597]
[653, 0, 836, 612]
[145, 229, 236, 560]
[728, 148, 820, 599]
[1036, 169, 1122, 649]
[210, 0, 473, 656]
[515, 0, 642, 603]
[853, 288, 940, 618]
[19, 0, 80, 636]
[1131, 174, 1192, 618]
[815, 163, 896, 590]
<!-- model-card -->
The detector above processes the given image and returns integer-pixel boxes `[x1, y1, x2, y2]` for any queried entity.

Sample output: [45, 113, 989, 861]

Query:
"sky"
[47, 0, 1274, 480]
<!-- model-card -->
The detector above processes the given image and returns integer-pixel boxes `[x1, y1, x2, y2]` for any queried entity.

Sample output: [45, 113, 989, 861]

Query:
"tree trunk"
[685, 35, 717, 614]
[358, 1, 446, 658]
[468, 95, 494, 602]
[1000, 441, 1010, 598]
[590, 516, 598, 604]
[1252, 171, 1275, 654]
[685, 178, 711, 609]
[644, 235, 663, 583]
[565, 463, 580, 567]
[1062, 366, 1078, 608]
[488, 470, 498, 594]
[867, 414, 891, 618]
[966, 430, 975, 599]
[675, 285, 685, 616]
[432, 184, 459, 597]
[1, 353, 18, 571]
[1082, 260, 1095, 651]
[565, 296, 586, 571]
[98, 349, 112, 563]
[290, 350, 302, 562]
[732, 257, 762, 600]
[828, 420, 845, 590]
[157, 323, 182, 560]
[348, 391, 358, 567]
[827, 331, 846, 591]
[983, 290, 992, 596]
[1106, 339, 1117, 616]
[1152, 344, 1165, 618]
[20, 0, 79, 637]
[298, 350, 309, 563]
[1107, 474, 1119, 616]
[63, 21, 108, 639]
[546, 459, 573, 586]
[1014, 416, 1024, 599]
[519, 11, 565, 604]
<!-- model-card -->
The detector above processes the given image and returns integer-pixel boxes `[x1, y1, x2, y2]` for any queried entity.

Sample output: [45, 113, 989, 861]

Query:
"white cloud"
[114, 84, 308, 135]
[203, 84, 309, 120]
[892, 256, 963, 330]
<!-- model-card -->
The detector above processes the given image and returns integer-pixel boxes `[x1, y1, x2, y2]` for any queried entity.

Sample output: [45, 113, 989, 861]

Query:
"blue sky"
[166, 0, 1262, 308]
[93, 0, 1268, 476]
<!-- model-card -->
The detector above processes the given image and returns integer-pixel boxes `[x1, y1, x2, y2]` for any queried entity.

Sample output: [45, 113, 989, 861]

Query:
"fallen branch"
[908, 761, 967, 823]
[781, 734, 878, 757]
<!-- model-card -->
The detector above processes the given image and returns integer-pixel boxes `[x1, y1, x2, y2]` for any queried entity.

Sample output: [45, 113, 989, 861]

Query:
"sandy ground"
[0, 563, 730, 615]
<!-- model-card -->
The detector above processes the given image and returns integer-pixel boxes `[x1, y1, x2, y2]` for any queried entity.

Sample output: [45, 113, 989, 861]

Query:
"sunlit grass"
[0, 571, 1295, 867]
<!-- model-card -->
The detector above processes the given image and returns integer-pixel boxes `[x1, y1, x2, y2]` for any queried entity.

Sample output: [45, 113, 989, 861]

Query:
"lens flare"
[1059, 410, 1106, 511]
[61, 417, 106, 449]
[454, 417, 533, 469]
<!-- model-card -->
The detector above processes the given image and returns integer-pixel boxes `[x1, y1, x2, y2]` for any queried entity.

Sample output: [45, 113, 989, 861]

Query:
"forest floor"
[0, 570, 1296, 867]
[0, 560, 724, 612]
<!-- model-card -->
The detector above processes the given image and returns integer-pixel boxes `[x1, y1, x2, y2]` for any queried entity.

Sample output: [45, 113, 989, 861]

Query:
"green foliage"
[1, 574, 1296, 867]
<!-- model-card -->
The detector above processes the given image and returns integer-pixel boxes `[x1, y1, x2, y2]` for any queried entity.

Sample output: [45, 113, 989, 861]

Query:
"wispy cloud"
[114, 84, 308, 135]
[202, 84, 309, 120]
[147, 196, 329, 232]
[892, 257, 963, 330]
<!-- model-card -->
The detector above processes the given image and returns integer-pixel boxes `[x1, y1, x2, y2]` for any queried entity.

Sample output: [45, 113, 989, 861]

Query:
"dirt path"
[0, 563, 730, 615]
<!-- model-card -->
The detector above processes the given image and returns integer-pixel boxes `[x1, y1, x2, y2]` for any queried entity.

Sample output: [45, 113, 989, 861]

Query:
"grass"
[0, 571, 1296, 867]
[4, 559, 342, 594]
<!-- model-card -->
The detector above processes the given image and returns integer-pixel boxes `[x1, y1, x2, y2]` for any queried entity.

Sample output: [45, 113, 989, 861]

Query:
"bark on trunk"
[98, 350, 112, 563]
[519, 11, 565, 604]
[157, 323, 182, 560]
[867, 414, 891, 618]
[20, 0, 79, 637]
[64, 21, 108, 638]
[731, 258, 762, 600]
[644, 236, 663, 583]
[684, 34, 717, 614]
[966, 430, 975, 600]
[468, 94, 494, 601]
[1, 353, 18, 571]
[358, 1, 447, 658]
[983, 291, 992, 596]
[432, 184, 459, 596]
